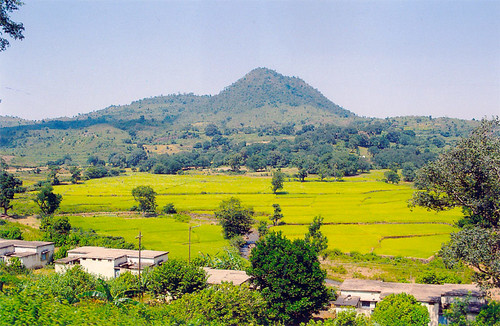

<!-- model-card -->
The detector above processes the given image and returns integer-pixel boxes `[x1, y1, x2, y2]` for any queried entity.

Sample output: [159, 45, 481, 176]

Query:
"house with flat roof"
[55, 246, 168, 279]
[0, 239, 54, 269]
[332, 279, 486, 326]
[203, 267, 252, 286]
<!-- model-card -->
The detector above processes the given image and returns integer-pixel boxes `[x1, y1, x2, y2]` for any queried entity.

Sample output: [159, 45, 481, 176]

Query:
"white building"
[0, 239, 54, 269]
[55, 246, 168, 279]
[332, 279, 486, 326]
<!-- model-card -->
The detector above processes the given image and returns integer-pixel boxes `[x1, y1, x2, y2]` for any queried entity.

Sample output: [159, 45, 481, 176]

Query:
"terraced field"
[14, 170, 462, 258]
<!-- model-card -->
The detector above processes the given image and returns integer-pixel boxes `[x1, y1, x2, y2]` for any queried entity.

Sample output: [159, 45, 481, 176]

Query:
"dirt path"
[1, 214, 41, 228]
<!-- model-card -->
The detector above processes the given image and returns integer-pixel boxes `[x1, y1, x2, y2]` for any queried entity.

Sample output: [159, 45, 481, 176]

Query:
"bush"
[162, 203, 177, 214]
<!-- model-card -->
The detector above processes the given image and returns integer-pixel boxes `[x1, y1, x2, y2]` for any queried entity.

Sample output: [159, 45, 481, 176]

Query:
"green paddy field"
[14, 170, 461, 259]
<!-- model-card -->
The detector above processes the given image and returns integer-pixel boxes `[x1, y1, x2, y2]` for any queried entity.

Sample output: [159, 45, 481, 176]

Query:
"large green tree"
[131, 185, 157, 214]
[146, 259, 207, 299]
[271, 169, 285, 194]
[215, 197, 253, 239]
[34, 184, 62, 216]
[372, 293, 430, 326]
[0, 0, 24, 51]
[248, 231, 331, 324]
[411, 119, 500, 288]
[0, 171, 23, 215]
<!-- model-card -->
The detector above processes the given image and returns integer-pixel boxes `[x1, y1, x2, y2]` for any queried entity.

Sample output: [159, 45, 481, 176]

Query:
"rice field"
[14, 170, 462, 258]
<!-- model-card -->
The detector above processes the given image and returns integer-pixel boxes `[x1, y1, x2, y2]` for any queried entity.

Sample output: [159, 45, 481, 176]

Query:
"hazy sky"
[1, 0, 499, 121]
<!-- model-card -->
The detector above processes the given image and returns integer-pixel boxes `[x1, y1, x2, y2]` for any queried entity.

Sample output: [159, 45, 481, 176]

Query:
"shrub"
[162, 203, 177, 214]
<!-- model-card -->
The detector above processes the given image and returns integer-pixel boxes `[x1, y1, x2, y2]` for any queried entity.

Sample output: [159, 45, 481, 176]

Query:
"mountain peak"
[213, 68, 354, 118]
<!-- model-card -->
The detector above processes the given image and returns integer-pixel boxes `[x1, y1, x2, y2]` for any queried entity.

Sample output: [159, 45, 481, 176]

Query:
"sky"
[0, 0, 499, 121]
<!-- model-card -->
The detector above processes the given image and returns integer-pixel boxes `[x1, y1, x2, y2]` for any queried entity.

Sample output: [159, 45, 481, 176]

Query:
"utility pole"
[136, 231, 143, 300]
[188, 225, 200, 263]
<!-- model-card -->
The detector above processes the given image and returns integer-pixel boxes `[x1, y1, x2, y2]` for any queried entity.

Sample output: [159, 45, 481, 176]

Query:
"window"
[361, 301, 371, 308]
[41, 253, 47, 261]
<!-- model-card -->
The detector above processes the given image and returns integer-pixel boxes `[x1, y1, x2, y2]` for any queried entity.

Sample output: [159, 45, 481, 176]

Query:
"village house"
[0, 239, 54, 269]
[55, 246, 168, 279]
[203, 267, 252, 286]
[332, 279, 486, 326]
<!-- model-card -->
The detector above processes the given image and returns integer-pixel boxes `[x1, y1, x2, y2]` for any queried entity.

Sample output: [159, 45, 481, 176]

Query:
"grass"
[11, 170, 464, 258]
[69, 215, 229, 260]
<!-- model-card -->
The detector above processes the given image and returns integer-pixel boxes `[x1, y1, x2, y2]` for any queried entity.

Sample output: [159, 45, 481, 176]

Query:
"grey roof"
[67, 246, 168, 260]
[203, 267, 251, 285]
[0, 239, 54, 248]
[333, 295, 360, 307]
[54, 257, 81, 264]
[340, 279, 484, 303]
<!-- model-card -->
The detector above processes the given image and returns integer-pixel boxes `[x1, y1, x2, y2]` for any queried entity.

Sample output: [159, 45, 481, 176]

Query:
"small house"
[0, 239, 54, 269]
[55, 246, 168, 278]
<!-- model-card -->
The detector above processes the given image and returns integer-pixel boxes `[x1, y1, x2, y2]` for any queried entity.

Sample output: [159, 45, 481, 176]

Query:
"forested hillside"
[0, 68, 478, 169]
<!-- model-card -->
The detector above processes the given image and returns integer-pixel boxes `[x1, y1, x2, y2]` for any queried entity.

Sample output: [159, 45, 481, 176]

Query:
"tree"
[41, 215, 71, 245]
[248, 231, 331, 324]
[80, 278, 138, 307]
[371, 293, 430, 326]
[131, 186, 157, 214]
[402, 162, 417, 182]
[384, 170, 400, 184]
[168, 283, 268, 325]
[305, 216, 328, 254]
[48, 165, 60, 185]
[146, 259, 207, 299]
[270, 203, 283, 226]
[226, 153, 244, 172]
[410, 119, 500, 288]
[0, 0, 24, 51]
[69, 166, 81, 184]
[34, 184, 62, 216]
[298, 168, 308, 182]
[271, 169, 285, 194]
[214, 197, 253, 239]
[0, 171, 22, 215]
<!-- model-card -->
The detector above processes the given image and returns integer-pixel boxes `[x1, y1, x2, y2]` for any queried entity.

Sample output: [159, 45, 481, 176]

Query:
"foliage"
[193, 248, 249, 270]
[131, 185, 157, 214]
[33, 184, 62, 216]
[84, 166, 109, 179]
[0, 170, 23, 214]
[305, 215, 328, 254]
[271, 168, 285, 194]
[475, 300, 500, 326]
[40, 215, 71, 246]
[226, 153, 244, 172]
[384, 170, 400, 184]
[249, 231, 331, 323]
[258, 220, 268, 237]
[270, 203, 283, 226]
[402, 162, 417, 182]
[80, 278, 138, 307]
[411, 119, 500, 288]
[69, 166, 81, 184]
[215, 197, 253, 239]
[415, 270, 461, 285]
[0, 0, 24, 51]
[0, 221, 22, 239]
[298, 168, 308, 182]
[146, 258, 207, 299]
[168, 283, 269, 326]
[162, 202, 177, 214]
[440, 226, 500, 288]
[411, 119, 500, 228]
[371, 293, 430, 326]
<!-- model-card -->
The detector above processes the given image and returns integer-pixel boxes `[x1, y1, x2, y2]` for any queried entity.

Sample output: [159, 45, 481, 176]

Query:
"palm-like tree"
[80, 278, 139, 307]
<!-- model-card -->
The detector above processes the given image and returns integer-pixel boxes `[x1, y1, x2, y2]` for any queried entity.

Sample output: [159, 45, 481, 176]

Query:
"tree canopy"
[131, 185, 157, 214]
[34, 184, 62, 216]
[0, 0, 24, 51]
[214, 197, 253, 239]
[0, 171, 23, 215]
[372, 293, 430, 326]
[248, 231, 331, 323]
[271, 169, 285, 194]
[411, 119, 500, 288]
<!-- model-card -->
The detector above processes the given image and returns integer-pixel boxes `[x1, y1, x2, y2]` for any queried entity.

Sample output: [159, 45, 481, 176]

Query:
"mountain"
[78, 67, 354, 128]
